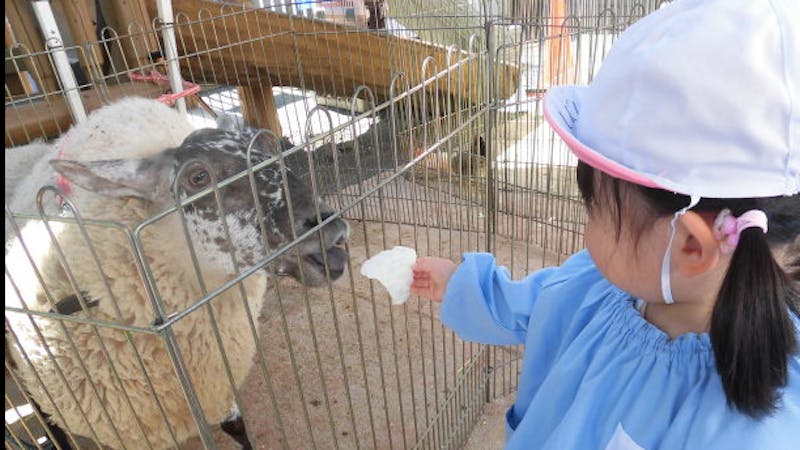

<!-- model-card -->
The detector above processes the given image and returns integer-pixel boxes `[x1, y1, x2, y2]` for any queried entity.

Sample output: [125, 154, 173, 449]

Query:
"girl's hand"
[411, 257, 458, 302]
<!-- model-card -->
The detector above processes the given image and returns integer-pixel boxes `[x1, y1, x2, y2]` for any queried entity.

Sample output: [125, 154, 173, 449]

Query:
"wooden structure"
[5, 0, 164, 147]
[5, 1, 59, 95]
[5, 83, 169, 147]
[158, 0, 520, 102]
[544, 0, 574, 85]
[6, 0, 520, 146]
[151, 0, 520, 134]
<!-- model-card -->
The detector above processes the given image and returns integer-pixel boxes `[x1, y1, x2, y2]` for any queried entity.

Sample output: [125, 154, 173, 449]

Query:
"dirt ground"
[463, 394, 515, 450]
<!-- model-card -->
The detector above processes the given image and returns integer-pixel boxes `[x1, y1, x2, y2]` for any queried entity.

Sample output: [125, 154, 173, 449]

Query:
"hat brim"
[543, 86, 665, 190]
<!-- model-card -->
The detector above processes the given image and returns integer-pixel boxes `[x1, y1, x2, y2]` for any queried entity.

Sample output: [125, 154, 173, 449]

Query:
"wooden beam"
[5, 16, 38, 97]
[5, 14, 15, 46]
[100, 0, 160, 70]
[145, 0, 519, 104]
[5, 82, 167, 147]
[545, 0, 573, 86]
[5, 0, 59, 94]
[57, 0, 104, 81]
[238, 85, 282, 136]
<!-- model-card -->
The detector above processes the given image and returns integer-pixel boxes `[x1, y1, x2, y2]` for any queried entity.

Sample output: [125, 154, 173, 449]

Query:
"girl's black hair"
[577, 161, 799, 418]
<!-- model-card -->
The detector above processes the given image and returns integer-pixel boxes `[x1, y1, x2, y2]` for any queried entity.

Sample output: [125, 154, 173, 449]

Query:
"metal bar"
[130, 234, 217, 450]
[483, 17, 496, 254]
[30, 0, 87, 123]
[156, 0, 188, 113]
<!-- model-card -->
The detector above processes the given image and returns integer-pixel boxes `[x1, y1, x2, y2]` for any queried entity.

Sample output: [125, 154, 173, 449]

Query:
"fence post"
[131, 225, 218, 450]
[156, 0, 187, 114]
[158, 324, 219, 450]
[31, 0, 87, 123]
[483, 17, 497, 256]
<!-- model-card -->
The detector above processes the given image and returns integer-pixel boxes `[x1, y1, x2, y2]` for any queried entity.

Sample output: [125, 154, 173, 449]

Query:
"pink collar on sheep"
[55, 129, 75, 202]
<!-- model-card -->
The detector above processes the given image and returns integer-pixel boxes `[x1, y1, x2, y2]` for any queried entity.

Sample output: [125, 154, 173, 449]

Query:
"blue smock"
[440, 250, 800, 449]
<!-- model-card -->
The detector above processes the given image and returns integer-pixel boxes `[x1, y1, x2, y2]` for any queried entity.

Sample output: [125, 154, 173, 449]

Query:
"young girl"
[411, 0, 799, 448]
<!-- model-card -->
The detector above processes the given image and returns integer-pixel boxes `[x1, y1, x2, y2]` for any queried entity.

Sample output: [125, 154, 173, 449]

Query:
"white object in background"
[31, 0, 87, 122]
[361, 246, 417, 305]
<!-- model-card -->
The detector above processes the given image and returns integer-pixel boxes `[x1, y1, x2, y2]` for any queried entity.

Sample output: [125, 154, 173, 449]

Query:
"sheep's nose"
[302, 210, 349, 246]
[303, 211, 335, 230]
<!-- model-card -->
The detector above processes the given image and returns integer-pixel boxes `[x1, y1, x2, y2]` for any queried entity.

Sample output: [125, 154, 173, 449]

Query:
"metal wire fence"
[5, 1, 665, 448]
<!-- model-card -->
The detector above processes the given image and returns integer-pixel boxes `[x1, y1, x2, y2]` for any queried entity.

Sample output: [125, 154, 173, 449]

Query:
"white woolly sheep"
[5, 140, 51, 207]
[5, 97, 350, 449]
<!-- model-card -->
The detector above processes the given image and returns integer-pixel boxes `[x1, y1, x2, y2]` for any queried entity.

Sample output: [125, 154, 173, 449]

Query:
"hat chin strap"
[660, 195, 701, 304]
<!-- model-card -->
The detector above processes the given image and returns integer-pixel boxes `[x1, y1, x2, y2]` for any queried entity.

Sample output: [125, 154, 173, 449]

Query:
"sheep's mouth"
[304, 246, 348, 280]
[273, 215, 350, 286]
[274, 245, 349, 286]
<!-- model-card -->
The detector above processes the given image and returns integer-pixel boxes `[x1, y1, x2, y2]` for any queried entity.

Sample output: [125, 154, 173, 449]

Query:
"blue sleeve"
[439, 252, 560, 345]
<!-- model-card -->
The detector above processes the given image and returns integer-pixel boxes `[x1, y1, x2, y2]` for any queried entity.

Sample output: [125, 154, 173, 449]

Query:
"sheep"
[5, 97, 351, 449]
[5, 140, 51, 207]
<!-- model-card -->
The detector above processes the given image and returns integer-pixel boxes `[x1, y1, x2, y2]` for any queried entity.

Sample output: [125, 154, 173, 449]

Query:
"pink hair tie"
[712, 208, 768, 255]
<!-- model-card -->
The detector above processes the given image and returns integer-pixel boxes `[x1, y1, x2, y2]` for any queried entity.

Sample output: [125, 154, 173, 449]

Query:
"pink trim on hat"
[542, 92, 666, 190]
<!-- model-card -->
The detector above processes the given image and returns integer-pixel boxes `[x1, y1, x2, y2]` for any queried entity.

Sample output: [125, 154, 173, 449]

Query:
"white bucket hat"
[544, 0, 800, 199]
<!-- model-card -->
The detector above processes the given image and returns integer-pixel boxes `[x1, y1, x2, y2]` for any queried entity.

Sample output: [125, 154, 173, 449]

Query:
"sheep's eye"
[187, 167, 210, 188]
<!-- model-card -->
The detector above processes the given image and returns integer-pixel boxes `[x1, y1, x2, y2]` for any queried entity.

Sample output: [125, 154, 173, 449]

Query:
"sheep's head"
[50, 127, 350, 287]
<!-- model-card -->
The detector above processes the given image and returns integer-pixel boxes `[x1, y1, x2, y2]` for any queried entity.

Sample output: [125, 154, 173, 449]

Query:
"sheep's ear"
[216, 113, 239, 132]
[247, 130, 282, 155]
[50, 158, 165, 201]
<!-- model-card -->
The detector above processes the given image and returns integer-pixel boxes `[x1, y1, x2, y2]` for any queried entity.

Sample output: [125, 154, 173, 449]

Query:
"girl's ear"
[674, 211, 720, 277]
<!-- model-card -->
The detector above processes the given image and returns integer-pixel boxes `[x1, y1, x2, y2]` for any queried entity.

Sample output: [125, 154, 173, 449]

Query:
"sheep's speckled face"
[174, 128, 350, 286]
[51, 128, 350, 287]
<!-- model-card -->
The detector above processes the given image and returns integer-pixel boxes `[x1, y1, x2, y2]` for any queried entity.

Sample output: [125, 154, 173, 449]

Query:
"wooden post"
[5, 81, 167, 147]
[5, 0, 59, 94]
[365, 0, 386, 29]
[5, 16, 38, 97]
[100, 0, 159, 70]
[546, 0, 573, 86]
[56, 0, 104, 81]
[238, 85, 283, 136]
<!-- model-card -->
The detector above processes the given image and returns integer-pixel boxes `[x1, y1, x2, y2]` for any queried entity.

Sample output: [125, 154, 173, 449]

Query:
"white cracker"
[360, 246, 417, 305]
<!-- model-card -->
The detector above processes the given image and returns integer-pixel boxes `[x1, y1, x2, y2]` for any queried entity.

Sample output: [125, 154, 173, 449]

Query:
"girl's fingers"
[411, 257, 454, 302]
[411, 279, 430, 289]
[413, 257, 436, 270]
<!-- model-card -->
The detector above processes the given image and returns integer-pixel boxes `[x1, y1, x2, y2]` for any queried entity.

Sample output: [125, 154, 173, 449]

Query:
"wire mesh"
[5, 1, 664, 448]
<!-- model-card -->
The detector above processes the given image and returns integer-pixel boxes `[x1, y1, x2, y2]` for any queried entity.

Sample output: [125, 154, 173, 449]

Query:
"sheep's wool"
[4, 97, 267, 449]
[361, 246, 417, 305]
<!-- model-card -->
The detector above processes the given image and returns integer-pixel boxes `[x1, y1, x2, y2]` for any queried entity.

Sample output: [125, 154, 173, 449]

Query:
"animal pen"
[5, 0, 667, 449]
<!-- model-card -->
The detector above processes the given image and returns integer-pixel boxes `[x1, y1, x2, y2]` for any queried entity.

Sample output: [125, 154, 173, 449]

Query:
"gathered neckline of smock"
[598, 282, 714, 364]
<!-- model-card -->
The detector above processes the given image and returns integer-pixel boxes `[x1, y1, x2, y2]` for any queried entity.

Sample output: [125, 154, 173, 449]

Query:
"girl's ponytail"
[710, 226, 798, 418]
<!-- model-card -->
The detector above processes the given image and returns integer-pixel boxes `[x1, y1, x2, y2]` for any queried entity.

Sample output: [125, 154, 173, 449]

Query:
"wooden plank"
[5, 0, 59, 94]
[5, 16, 38, 97]
[238, 85, 283, 136]
[5, 82, 167, 147]
[146, 0, 519, 104]
[4, 14, 15, 46]
[545, 0, 573, 86]
[100, 0, 160, 69]
[57, 0, 104, 80]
